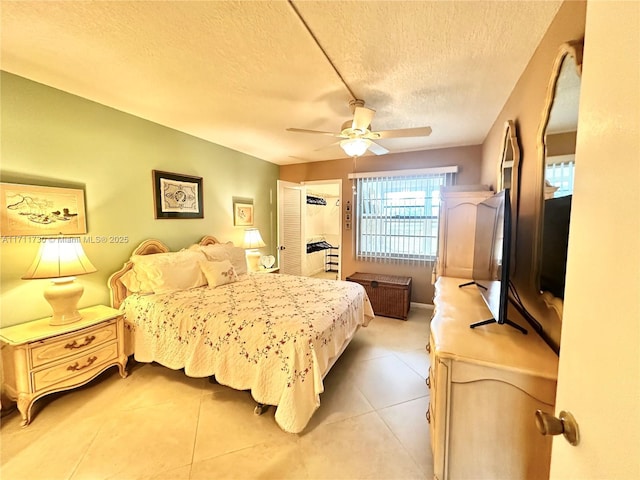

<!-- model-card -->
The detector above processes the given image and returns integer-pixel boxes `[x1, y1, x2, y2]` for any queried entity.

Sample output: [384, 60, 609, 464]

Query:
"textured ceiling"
[1, 1, 562, 165]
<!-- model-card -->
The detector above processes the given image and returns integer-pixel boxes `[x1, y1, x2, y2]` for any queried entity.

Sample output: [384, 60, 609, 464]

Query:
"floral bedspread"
[121, 273, 374, 433]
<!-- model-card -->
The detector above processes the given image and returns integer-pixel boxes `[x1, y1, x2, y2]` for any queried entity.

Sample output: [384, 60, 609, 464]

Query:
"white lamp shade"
[242, 229, 266, 249]
[22, 237, 97, 280]
[340, 138, 371, 157]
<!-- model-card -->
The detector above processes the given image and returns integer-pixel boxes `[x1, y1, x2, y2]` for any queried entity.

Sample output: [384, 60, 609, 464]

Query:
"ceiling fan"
[287, 99, 432, 157]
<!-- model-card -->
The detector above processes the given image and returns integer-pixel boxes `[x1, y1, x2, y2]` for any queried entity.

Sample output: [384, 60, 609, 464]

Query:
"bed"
[108, 236, 374, 433]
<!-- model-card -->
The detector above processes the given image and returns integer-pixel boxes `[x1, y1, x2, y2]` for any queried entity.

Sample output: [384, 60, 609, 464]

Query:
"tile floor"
[0, 307, 434, 480]
[310, 271, 339, 281]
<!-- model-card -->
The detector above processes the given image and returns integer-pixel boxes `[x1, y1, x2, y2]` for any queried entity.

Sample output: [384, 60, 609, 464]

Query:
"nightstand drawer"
[32, 341, 119, 391]
[30, 319, 118, 368]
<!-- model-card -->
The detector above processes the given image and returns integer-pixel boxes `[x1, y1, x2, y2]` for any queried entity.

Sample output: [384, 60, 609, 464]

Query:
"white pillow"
[130, 250, 207, 293]
[120, 269, 149, 294]
[227, 246, 248, 276]
[199, 243, 248, 276]
[199, 242, 233, 261]
[199, 259, 238, 287]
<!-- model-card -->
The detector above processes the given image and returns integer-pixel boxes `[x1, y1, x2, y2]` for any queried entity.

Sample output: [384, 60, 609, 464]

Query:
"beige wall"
[547, 131, 578, 157]
[280, 145, 483, 304]
[480, 0, 587, 350]
[0, 72, 279, 327]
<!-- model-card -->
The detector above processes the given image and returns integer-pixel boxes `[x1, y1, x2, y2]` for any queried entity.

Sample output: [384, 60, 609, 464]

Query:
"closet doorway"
[304, 180, 342, 280]
[277, 180, 342, 279]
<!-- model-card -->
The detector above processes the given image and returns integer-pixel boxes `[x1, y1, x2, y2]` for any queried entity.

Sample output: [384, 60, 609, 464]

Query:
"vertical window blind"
[349, 167, 457, 267]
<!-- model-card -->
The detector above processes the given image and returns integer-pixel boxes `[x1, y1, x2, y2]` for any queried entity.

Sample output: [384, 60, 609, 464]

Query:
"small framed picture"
[233, 197, 254, 226]
[0, 183, 88, 236]
[153, 170, 203, 219]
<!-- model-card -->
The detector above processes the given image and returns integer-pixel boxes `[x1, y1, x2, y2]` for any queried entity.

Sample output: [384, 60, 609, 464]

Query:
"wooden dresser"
[427, 277, 558, 479]
[0, 305, 128, 426]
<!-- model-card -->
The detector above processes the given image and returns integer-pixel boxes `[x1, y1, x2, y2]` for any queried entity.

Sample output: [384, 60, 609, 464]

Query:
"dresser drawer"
[32, 341, 119, 392]
[30, 319, 118, 368]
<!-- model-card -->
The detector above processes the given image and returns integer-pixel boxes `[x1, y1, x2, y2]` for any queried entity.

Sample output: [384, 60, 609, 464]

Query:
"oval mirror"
[535, 40, 583, 318]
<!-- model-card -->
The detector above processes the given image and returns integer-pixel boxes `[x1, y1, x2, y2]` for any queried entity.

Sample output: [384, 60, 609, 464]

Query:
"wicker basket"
[346, 273, 412, 320]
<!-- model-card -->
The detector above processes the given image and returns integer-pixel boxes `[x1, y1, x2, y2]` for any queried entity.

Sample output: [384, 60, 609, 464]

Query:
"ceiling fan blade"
[314, 140, 341, 151]
[286, 128, 339, 137]
[352, 106, 375, 133]
[368, 141, 390, 155]
[372, 126, 432, 139]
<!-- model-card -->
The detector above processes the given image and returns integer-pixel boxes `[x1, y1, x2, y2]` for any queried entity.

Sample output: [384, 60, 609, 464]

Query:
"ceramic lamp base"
[44, 277, 84, 325]
[245, 250, 261, 272]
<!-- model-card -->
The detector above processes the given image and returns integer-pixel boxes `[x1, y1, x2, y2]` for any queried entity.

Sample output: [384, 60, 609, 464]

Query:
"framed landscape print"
[153, 170, 203, 219]
[0, 183, 88, 236]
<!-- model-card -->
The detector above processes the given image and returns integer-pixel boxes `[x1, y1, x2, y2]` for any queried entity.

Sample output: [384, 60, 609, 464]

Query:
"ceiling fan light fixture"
[340, 138, 371, 157]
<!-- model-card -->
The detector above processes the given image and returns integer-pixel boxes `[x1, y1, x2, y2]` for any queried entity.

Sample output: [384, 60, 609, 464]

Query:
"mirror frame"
[497, 120, 521, 273]
[533, 40, 583, 320]
[497, 119, 521, 210]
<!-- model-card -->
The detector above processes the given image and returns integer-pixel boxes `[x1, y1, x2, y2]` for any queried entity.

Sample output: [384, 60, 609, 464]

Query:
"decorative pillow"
[129, 250, 207, 293]
[199, 259, 238, 288]
[199, 243, 248, 276]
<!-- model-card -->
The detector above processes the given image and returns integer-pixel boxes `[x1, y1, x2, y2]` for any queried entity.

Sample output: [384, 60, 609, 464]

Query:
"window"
[350, 167, 457, 266]
[546, 157, 575, 198]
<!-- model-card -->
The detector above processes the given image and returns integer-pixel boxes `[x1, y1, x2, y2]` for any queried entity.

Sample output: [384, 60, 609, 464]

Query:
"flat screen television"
[540, 194, 572, 299]
[460, 189, 527, 334]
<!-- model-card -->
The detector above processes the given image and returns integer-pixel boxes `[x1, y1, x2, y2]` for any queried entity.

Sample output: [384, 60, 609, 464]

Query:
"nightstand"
[0, 305, 128, 427]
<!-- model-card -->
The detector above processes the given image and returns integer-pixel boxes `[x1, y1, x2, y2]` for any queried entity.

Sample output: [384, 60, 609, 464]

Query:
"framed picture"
[153, 170, 203, 219]
[0, 183, 88, 236]
[233, 198, 254, 226]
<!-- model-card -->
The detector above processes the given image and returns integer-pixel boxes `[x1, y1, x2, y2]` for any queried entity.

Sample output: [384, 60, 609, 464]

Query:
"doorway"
[277, 179, 342, 279]
[304, 180, 342, 280]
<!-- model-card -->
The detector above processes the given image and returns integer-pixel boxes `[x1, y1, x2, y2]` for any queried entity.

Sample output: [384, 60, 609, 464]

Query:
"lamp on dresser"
[242, 228, 266, 272]
[22, 237, 97, 325]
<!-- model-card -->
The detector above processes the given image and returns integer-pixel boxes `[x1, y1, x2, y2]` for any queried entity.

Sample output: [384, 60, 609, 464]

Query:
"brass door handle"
[535, 410, 580, 446]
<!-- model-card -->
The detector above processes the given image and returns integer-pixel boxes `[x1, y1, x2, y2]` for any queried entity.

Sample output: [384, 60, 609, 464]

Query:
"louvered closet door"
[278, 181, 303, 275]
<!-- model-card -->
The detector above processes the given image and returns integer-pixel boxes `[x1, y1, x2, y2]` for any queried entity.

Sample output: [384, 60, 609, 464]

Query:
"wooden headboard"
[199, 235, 221, 247]
[108, 236, 224, 309]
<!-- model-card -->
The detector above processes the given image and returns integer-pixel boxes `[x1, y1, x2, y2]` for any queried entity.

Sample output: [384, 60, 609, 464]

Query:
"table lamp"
[242, 228, 265, 272]
[22, 237, 97, 325]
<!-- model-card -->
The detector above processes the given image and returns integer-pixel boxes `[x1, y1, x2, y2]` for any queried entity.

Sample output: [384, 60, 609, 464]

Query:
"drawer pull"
[426, 343, 431, 353]
[65, 335, 96, 350]
[67, 356, 98, 372]
[426, 408, 431, 424]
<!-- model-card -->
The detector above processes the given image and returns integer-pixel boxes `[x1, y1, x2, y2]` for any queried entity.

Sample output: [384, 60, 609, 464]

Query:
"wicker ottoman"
[346, 272, 412, 320]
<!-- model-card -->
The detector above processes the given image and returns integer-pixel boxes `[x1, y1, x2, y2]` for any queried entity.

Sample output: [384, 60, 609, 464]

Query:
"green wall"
[0, 72, 279, 327]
